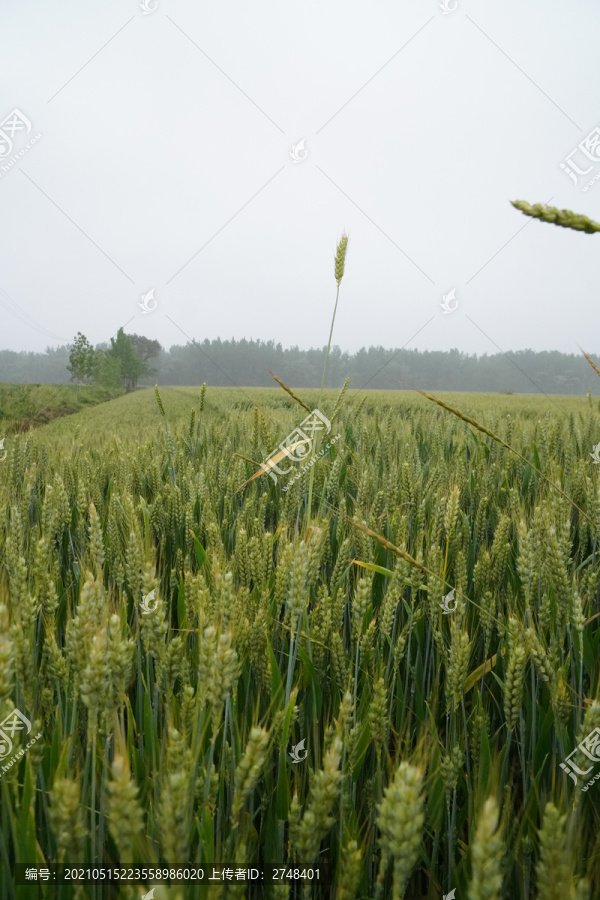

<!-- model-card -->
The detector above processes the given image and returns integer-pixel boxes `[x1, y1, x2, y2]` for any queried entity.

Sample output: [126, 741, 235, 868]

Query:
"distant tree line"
[0, 334, 599, 395]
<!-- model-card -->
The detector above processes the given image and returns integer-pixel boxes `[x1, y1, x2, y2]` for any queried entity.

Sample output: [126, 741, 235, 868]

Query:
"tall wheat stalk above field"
[306, 233, 348, 525]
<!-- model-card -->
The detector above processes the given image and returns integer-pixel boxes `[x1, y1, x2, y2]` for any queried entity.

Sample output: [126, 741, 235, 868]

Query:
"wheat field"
[0, 384, 599, 899]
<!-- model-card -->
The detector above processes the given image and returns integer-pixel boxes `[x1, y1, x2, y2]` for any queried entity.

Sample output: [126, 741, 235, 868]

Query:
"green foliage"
[89, 349, 123, 389]
[127, 334, 162, 365]
[108, 328, 147, 392]
[0, 382, 122, 434]
[66, 332, 96, 384]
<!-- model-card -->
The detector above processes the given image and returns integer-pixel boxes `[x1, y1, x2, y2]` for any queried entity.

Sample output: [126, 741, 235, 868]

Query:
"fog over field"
[2, 0, 600, 364]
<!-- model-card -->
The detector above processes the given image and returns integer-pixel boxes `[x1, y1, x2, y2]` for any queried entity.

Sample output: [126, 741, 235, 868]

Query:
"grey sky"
[1, 0, 600, 360]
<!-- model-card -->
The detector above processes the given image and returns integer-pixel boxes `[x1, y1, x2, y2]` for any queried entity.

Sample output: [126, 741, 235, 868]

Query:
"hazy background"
[1, 0, 600, 363]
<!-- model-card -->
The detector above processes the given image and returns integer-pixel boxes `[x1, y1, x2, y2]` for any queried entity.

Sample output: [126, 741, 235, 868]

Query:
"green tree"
[127, 334, 162, 381]
[108, 328, 146, 392]
[127, 334, 161, 364]
[90, 350, 123, 389]
[67, 333, 95, 385]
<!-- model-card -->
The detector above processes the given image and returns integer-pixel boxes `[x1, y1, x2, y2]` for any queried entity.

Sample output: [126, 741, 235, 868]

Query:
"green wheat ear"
[468, 797, 503, 900]
[511, 200, 600, 233]
[535, 803, 570, 899]
[335, 233, 349, 285]
[376, 761, 424, 900]
[154, 384, 166, 417]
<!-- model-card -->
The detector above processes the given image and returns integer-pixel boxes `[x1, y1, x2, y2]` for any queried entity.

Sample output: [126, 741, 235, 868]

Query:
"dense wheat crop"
[1, 384, 600, 899]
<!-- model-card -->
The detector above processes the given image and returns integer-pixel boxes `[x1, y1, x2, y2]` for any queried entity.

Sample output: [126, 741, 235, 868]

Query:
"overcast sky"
[1, 0, 600, 364]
